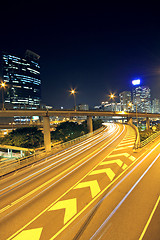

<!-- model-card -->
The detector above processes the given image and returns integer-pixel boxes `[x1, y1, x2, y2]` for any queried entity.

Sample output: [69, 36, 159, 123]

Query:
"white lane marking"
[139, 195, 160, 240]
[90, 154, 160, 239]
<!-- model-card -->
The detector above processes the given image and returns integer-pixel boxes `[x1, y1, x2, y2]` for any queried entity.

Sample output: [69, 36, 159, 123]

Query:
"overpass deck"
[0, 109, 160, 118]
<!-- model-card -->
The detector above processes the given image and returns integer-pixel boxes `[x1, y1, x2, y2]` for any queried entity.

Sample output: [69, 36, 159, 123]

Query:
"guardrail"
[127, 122, 140, 150]
[0, 127, 104, 177]
[132, 124, 140, 149]
[128, 121, 160, 149]
[139, 130, 160, 148]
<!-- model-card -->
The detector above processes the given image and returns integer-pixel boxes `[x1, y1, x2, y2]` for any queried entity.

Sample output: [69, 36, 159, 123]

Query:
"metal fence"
[0, 127, 104, 177]
[139, 130, 160, 148]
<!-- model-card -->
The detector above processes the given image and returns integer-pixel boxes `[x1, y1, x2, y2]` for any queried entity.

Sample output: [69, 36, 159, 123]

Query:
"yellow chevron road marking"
[89, 168, 115, 181]
[122, 163, 128, 170]
[12, 228, 43, 240]
[108, 153, 136, 162]
[48, 198, 77, 224]
[114, 146, 133, 150]
[100, 159, 123, 167]
[121, 139, 135, 143]
[107, 153, 130, 158]
[74, 180, 101, 198]
[129, 155, 136, 161]
[119, 142, 134, 146]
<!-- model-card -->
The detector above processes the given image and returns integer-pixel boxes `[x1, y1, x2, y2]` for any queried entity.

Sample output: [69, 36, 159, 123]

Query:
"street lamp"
[0, 82, 6, 110]
[109, 93, 115, 100]
[70, 88, 77, 111]
[128, 102, 132, 112]
[109, 93, 116, 111]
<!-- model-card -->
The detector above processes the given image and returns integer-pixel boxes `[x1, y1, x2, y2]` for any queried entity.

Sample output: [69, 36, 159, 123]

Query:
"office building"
[119, 91, 131, 111]
[1, 50, 41, 109]
[132, 86, 151, 113]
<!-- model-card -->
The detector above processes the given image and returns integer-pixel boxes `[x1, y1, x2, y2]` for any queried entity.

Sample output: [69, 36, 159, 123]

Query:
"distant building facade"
[119, 91, 131, 111]
[77, 104, 89, 111]
[152, 98, 160, 113]
[1, 50, 41, 109]
[94, 101, 122, 112]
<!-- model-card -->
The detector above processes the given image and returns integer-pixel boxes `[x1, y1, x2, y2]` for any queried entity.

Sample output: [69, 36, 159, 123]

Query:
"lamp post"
[128, 102, 138, 127]
[135, 103, 138, 128]
[128, 102, 132, 112]
[0, 82, 6, 111]
[70, 88, 77, 111]
[109, 93, 116, 111]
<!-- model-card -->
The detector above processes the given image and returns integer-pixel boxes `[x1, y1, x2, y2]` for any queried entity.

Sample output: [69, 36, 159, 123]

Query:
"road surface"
[1, 123, 159, 239]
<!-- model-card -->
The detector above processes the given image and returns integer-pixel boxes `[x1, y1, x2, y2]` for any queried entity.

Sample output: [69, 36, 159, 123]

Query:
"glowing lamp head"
[132, 79, 141, 86]
[70, 88, 76, 95]
[128, 102, 132, 107]
[1, 82, 6, 88]
[110, 93, 115, 99]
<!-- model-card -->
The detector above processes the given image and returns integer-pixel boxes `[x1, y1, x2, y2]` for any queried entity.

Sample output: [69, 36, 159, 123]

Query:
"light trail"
[6, 124, 126, 240]
[0, 124, 122, 217]
[0, 124, 116, 195]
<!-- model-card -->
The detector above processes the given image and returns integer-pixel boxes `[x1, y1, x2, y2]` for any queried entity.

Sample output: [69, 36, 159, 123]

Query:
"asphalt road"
[1, 123, 158, 240]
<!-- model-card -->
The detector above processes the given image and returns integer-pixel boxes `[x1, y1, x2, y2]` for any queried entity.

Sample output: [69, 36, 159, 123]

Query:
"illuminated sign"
[32, 116, 39, 120]
[132, 79, 141, 85]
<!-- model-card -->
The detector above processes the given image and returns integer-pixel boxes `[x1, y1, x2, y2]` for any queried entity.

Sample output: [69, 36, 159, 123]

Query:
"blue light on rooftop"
[132, 79, 141, 86]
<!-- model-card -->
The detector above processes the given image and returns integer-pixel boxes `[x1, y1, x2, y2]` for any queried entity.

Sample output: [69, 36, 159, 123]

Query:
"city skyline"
[1, 3, 160, 109]
[0, 48, 159, 112]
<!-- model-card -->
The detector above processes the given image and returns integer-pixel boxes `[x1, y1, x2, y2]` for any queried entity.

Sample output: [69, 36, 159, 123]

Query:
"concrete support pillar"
[146, 117, 150, 131]
[20, 150, 23, 157]
[127, 116, 133, 125]
[10, 149, 12, 158]
[87, 116, 93, 133]
[43, 116, 51, 152]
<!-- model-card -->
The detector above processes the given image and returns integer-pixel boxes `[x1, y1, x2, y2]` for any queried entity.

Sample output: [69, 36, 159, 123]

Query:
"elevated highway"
[0, 109, 159, 151]
[0, 109, 160, 118]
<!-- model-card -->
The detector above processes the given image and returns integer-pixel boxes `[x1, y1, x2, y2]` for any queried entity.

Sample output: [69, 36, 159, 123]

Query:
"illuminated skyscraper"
[1, 50, 41, 109]
[132, 86, 151, 113]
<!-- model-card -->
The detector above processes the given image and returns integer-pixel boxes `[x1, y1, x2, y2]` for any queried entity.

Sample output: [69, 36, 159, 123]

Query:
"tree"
[93, 119, 103, 130]
[0, 127, 44, 148]
[51, 121, 88, 142]
[81, 119, 103, 132]
[139, 128, 153, 141]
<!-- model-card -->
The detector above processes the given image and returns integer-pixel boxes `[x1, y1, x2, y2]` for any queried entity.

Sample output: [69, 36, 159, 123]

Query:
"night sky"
[1, 2, 160, 109]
